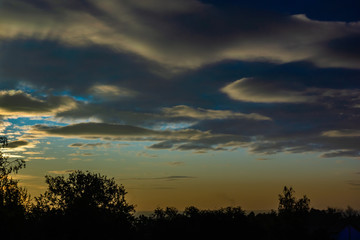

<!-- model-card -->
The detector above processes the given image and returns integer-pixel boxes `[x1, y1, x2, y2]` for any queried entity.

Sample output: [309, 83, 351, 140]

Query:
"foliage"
[0, 137, 26, 176]
[0, 137, 30, 213]
[33, 170, 135, 218]
[278, 186, 310, 215]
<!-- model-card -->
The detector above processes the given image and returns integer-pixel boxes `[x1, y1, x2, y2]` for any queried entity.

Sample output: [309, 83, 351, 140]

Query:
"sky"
[0, 0, 360, 211]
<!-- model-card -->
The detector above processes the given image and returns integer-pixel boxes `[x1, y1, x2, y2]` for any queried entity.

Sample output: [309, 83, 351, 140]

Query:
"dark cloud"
[175, 142, 223, 152]
[147, 141, 175, 150]
[32, 122, 157, 137]
[30, 122, 248, 152]
[1, 0, 360, 159]
[0, 0, 359, 70]
[161, 176, 196, 180]
[326, 34, 360, 63]
[0, 90, 77, 116]
[0, 39, 158, 94]
[320, 150, 360, 158]
[68, 142, 111, 149]
[6, 140, 29, 148]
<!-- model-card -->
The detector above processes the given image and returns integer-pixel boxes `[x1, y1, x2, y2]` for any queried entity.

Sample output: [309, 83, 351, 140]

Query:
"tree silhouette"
[0, 136, 26, 175]
[34, 170, 135, 217]
[31, 170, 136, 239]
[278, 186, 310, 215]
[0, 136, 30, 232]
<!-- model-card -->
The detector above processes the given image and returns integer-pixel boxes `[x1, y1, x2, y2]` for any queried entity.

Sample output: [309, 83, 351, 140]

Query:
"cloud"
[147, 141, 175, 150]
[0, 1, 358, 160]
[322, 130, 360, 137]
[55, 102, 271, 130]
[159, 176, 196, 181]
[175, 142, 224, 152]
[30, 122, 219, 142]
[221, 77, 360, 104]
[48, 170, 75, 174]
[6, 140, 30, 149]
[81, 153, 94, 156]
[27, 156, 56, 160]
[29, 122, 248, 152]
[221, 78, 313, 103]
[3, 138, 38, 152]
[320, 150, 360, 158]
[68, 142, 111, 149]
[167, 161, 185, 166]
[69, 152, 94, 157]
[5, 154, 24, 158]
[0, 90, 78, 117]
[347, 180, 360, 187]
[31, 122, 157, 138]
[55, 103, 159, 127]
[0, 121, 12, 132]
[162, 105, 271, 121]
[23, 151, 42, 155]
[0, 0, 359, 70]
[10, 174, 42, 180]
[89, 84, 138, 100]
[136, 151, 158, 158]
[123, 175, 196, 181]
[21, 110, 360, 157]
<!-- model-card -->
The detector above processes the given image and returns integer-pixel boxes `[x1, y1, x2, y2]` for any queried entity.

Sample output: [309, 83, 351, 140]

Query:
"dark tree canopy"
[34, 170, 135, 219]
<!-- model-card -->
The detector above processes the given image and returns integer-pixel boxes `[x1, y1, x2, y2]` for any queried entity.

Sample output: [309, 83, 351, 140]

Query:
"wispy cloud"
[221, 78, 360, 104]
[1, 1, 359, 69]
[27, 156, 56, 160]
[167, 161, 185, 166]
[322, 130, 360, 137]
[162, 105, 271, 121]
[320, 150, 360, 158]
[68, 142, 111, 149]
[122, 176, 196, 181]
[11, 174, 42, 181]
[136, 151, 158, 158]
[347, 180, 360, 187]
[89, 84, 138, 100]
[48, 170, 75, 175]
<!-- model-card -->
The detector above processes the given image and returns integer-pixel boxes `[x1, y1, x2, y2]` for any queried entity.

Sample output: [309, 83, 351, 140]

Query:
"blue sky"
[0, 0, 360, 211]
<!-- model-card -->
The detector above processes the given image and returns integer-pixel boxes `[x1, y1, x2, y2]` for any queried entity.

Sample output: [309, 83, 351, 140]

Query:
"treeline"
[1, 137, 359, 240]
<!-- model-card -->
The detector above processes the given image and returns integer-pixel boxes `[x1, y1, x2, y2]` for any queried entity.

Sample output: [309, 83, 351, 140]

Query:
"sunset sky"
[0, 0, 360, 211]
